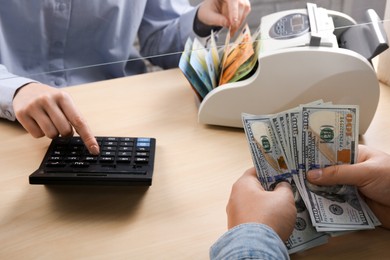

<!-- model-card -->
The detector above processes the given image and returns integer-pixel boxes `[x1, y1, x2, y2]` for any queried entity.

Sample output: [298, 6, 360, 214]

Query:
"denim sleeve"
[210, 223, 290, 260]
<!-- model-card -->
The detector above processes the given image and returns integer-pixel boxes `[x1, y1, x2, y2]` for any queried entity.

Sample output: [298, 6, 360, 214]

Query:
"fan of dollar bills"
[179, 24, 261, 100]
[242, 100, 381, 254]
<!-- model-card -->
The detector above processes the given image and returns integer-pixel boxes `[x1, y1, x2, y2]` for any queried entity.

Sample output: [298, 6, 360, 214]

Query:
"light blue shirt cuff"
[210, 223, 290, 260]
[0, 67, 36, 121]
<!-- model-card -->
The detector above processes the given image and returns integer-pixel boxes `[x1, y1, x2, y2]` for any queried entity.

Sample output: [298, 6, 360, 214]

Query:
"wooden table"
[1, 68, 389, 259]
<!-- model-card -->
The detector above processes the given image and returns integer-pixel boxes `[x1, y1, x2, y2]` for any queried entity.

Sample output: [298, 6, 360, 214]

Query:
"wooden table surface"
[0, 68, 389, 259]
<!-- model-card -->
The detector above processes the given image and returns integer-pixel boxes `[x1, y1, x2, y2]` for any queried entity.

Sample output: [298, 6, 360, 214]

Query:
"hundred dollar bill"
[242, 114, 292, 190]
[286, 180, 329, 254]
[271, 113, 293, 171]
[288, 100, 327, 198]
[299, 105, 374, 230]
[242, 113, 329, 254]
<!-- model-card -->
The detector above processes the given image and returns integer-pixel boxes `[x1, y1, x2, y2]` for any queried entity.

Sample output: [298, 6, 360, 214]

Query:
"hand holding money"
[307, 144, 390, 229]
[197, 0, 251, 37]
[242, 101, 381, 254]
[226, 167, 297, 241]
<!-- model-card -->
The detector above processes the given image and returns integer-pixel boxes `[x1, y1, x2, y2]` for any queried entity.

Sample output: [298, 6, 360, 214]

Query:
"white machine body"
[198, 3, 388, 134]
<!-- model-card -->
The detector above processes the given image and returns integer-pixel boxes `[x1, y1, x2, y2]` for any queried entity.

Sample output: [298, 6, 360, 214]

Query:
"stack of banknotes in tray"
[242, 100, 381, 254]
[179, 24, 261, 100]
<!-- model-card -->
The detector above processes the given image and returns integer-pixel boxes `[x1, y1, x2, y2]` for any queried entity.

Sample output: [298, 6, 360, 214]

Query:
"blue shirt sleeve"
[0, 1, 205, 121]
[210, 223, 290, 260]
[0, 65, 36, 121]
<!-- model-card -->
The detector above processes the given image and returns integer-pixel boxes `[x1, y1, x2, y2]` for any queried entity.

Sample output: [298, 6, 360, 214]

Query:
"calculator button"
[102, 151, 116, 156]
[102, 147, 117, 152]
[118, 152, 132, 157]
[71, 162, 90, 168]
[65, 156, 79, 162]
[136, 142, 150, 147]
[119, 147, 131, 151]
[119, 142, 133, 146]
[100, 157, 115, 163]
[137, 138, 150, 142]
[49, 156, 62, 161]
[136, 152, 149, 157]
[46, 162, 66, 167]
[84, 156, 98, 162]
[135, 157, 149, 164]
[120, 137, 134, 142]
[117, 157, 131, 163]
[103, 141, 117, 146]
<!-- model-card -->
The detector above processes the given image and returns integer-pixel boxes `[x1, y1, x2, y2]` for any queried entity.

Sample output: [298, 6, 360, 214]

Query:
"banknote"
[178, 38, 209, 99]
[271, 113, 293, 171]
[242, 102, 381, 253]
[218, 27, 231, 86]
[285, 179, 329, 254]
[228, 24, 261, 83]
[242, 114, 292, 190]
[179, 23, 259, 98]
[242, 113, 329, 254]
[190, 37, 213, 92]
[219, 24, 254, 85]
[299, 105, 374, 230]
[205, 30, 220, 89]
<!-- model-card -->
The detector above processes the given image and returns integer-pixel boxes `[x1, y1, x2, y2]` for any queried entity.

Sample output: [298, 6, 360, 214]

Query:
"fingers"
[16, 113, 45, 138]
[241, 167, 257, 178]
[15, 93, 72, 138]
[33, 93, 74, 138]
[13, 83, 99, 155]
[366, 200, 390, 229]
[196, 0, 250, 37]
[57, 92, 100, 155]
[239, 167, 264, 189]
[225, 0, 251, 35]
[307, 163, 368, 187]
[225, 0, 239, 26]
[273, 181, 293, 194]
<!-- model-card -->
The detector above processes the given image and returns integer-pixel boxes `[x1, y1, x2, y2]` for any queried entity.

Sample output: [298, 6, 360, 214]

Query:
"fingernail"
[308, 169, 322, 180]
[89, 144, 100, 155]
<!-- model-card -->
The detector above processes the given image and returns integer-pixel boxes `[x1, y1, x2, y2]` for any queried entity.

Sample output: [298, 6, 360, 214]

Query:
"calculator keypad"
[45, 137, 152, 173]
[30, 136, 156, 186]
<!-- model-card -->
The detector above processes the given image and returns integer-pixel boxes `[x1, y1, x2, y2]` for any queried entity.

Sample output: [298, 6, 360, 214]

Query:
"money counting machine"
[197, 3, 388, 134]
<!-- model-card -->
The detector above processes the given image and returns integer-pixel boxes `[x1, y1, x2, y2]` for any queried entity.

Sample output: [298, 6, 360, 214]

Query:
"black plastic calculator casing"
[29, 136, 156, 186]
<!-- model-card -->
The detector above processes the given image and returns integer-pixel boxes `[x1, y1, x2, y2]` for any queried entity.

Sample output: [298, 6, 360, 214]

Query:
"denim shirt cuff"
[209, 223, 290, 260]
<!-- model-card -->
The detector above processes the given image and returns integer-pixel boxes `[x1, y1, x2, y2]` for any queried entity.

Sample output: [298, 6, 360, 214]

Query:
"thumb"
[307, 164, 365, 186]
[206, 12, 229, 28]
[273, 181, 294, 198]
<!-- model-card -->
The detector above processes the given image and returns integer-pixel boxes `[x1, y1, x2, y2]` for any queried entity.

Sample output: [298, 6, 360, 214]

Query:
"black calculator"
[29, 136, 156, 186]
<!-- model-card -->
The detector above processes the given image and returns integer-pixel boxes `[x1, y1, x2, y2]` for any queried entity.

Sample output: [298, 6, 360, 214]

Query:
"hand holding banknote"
[197, 0, 251, 36]
[226, 167, 297, 241]
[241, 101, 383, 254]
[307, 144, 390, 229]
